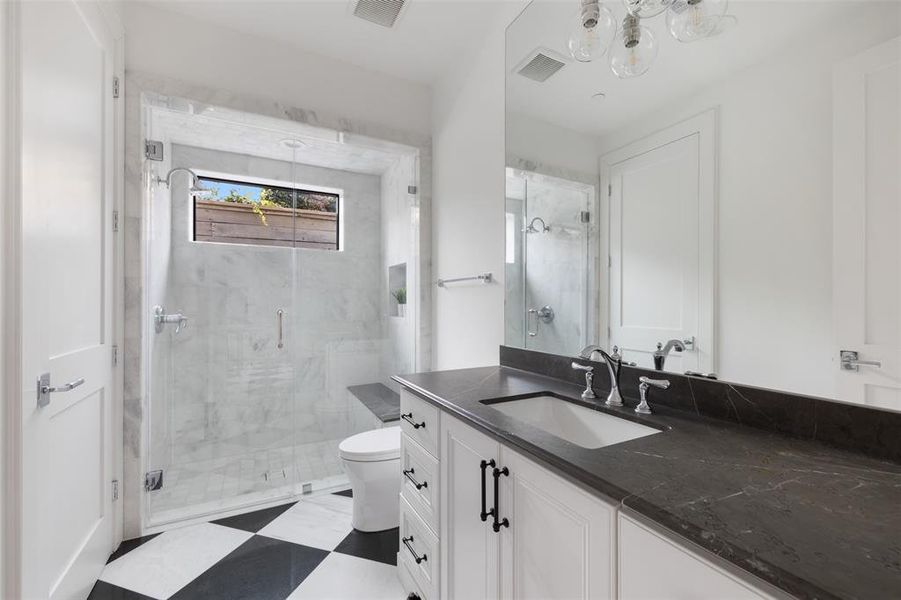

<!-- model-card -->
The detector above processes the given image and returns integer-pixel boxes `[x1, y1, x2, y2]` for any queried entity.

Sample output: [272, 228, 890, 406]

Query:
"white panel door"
[602, 111, 716, 373]
[21, 1, 117, 598]
[440, 413, 500, 600]
[498, 446, 616, 600]
[833, 37, 901, 410]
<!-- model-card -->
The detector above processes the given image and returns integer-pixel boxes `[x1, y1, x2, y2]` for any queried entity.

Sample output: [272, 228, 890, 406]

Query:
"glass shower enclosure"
[505, 168, 596, 356]
[142, 93, 420, 527]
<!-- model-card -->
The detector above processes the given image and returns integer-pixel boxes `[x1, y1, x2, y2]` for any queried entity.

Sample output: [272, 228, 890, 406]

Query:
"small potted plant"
[392, 287, 407, 317]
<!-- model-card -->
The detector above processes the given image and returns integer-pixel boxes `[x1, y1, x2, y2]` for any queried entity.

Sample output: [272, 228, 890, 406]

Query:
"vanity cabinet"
[439, 412, 616, 600]
[618, 513, 777, 600]
[403, 389, 780, 600]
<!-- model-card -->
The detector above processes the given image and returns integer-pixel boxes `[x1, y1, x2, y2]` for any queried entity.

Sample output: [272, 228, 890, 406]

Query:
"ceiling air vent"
[352, 0, 407, 28]
[515, 48, 568, 83]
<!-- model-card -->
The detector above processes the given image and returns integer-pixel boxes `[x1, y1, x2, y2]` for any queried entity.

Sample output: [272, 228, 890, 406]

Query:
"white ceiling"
[134, 0, 511, 85]
[506, 0, 868, 137]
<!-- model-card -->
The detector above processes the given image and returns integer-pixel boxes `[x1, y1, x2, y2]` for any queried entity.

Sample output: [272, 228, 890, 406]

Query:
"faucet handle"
[636, 376, 670, 415]
[571, 363, 596, 400]
[571, 362, 593, 372]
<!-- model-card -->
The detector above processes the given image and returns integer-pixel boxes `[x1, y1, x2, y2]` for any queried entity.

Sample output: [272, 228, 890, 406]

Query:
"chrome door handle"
[277, 309, 284, 349]
[36, 373, 85, 408]
[153, 306, 188, 334]
[840, 350, 882, 371]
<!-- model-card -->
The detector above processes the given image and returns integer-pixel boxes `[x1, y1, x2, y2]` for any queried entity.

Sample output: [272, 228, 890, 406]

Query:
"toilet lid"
[339, 426, 401, 462]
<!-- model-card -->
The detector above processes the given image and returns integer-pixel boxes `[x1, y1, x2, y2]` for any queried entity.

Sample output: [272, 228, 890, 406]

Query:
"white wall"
[507, 111, 599, 182]
[121, 2, 431, 137]
[430, 4, 527, 369]
[596, 4, 900, 398]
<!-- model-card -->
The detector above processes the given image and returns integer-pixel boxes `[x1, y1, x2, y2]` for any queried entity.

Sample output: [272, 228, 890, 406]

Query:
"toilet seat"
[339, 426, 401, 462]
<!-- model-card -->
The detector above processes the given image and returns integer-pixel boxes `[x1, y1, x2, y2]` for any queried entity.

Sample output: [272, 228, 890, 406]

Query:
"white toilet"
[339, 426, 401, 532]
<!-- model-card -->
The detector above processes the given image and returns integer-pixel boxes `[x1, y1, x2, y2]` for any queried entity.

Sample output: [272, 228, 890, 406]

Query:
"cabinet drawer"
[398, 552, 428, 600]
[400, 389, 439, 458]
[401, 434, 440, 535]
[400, 495, 439, 600]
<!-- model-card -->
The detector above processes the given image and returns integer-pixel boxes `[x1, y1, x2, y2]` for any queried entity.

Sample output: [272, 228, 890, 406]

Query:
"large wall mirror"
[505, 0, 900, 406]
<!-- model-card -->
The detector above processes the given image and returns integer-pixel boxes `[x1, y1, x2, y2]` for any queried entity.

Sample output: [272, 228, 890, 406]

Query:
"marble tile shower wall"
[165, 144, 384, 469]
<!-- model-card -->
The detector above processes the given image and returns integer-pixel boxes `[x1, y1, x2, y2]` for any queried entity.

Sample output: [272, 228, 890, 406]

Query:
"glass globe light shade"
[666, 0, 730, 42]
[567, 0, 617, 62]
[609, 14, 658, 78]
[623, 0, 673, 18]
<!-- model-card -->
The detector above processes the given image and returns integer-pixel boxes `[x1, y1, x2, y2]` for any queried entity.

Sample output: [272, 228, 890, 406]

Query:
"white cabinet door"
[601, 111, 716, 373]
[440, 413, 501, 600]
[20, 2, 119, 598]
[498, 446, 617, 600]
[619, 513, 775, 600]
[833, 36, 901, 410]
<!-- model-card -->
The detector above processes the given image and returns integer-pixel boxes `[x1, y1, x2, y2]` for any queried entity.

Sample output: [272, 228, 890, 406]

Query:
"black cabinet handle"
[403, 468, 428, 490]
[480, 459, 495, 522]
[492, 466, 510, 532]
[402, 536, 427, 564]
[401, 412, 425, 429]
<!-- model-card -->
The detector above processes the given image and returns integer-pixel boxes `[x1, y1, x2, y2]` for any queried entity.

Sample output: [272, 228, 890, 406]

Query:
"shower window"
[194, 175, 341, 250]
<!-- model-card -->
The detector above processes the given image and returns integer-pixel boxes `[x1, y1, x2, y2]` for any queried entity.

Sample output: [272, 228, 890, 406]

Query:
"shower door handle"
[277, 309, 284, 349]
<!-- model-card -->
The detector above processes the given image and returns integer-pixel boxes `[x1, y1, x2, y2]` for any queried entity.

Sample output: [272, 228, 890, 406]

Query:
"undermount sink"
[484, 394, 660, 449]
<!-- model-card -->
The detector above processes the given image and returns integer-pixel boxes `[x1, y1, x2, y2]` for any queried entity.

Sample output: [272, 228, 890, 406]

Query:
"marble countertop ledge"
[393, 366, 901, 600]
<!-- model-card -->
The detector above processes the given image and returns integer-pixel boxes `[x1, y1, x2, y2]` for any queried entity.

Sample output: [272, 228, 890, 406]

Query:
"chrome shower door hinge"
[144, 140, 164, 161]
[144, 470, 163, 492]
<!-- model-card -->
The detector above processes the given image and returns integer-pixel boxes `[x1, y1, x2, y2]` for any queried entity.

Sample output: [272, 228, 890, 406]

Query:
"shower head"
[155, 167, 212, 197]
[525, 216, 550, 234]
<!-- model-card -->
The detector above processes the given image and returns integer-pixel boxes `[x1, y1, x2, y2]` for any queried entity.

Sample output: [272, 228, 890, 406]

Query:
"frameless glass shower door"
[144, 100, 298, 525]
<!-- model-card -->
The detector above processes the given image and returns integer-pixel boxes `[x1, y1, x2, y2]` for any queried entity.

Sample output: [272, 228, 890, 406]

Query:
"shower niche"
[389, 262, 407, 318]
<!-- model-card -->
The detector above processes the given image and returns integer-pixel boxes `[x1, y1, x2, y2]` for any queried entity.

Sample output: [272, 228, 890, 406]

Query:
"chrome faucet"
[636, 376, 670, 415]
[653, 339, 686, 371]
[578, 345, 624, 407]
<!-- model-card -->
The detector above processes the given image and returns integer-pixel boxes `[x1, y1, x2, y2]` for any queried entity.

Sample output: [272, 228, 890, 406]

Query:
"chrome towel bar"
[437, 273, 492, 287]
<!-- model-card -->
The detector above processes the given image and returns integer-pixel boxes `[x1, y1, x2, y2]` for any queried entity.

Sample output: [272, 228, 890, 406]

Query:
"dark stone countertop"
[393, 366, 901, 600]
[347, 383, 400, 423]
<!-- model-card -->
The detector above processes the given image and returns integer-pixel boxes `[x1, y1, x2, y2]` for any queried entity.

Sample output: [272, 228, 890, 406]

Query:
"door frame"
[599, 109, 718, 371]
[0, 2, 125, 595]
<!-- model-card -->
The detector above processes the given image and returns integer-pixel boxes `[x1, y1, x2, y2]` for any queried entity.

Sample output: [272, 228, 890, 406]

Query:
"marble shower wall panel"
[380, 156, 416, 391]
[167, 144, 383, 471]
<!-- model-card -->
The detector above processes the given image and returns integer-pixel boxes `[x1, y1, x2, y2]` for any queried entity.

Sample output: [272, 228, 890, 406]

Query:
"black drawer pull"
[492, 466, 510, 533]
[402, 536, 427, 564]
[401, 412, 425, 429]
[403, 468, 428, 490]
[480, 459, 495, 522]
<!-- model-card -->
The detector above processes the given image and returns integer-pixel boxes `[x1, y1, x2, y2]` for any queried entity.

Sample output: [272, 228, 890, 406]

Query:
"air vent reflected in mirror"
[515, 48, 568, 83]
[352, 0, 406, 28]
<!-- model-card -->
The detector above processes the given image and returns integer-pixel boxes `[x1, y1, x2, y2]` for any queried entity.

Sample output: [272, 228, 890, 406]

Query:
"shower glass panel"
[143, 93, 421, 528]
[505, 168, 593, 355]
[144, 99, 299, 525]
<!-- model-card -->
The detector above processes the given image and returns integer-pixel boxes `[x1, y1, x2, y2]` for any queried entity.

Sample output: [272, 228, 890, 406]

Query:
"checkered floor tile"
[88, 491, 402, 600]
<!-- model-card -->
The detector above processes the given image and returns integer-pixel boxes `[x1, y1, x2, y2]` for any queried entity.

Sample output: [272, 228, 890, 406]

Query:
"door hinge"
[580, 210, 590, 223]
[144, 470, 163, 492]
[113, 76, 120, 99]
[112, 479, 119, 501]
[112, 344, 119, 367]
[112, 209, 119, 233]
[608, 183, 612, 196]
[144, 140, 164, 161]
[407, 185, 417, 195]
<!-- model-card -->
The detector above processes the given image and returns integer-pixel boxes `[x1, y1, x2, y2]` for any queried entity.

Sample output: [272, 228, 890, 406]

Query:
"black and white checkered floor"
[88, 490, 403, 600]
